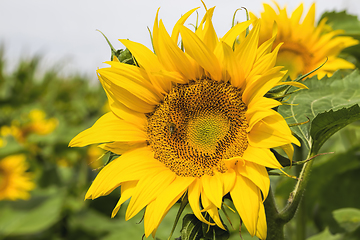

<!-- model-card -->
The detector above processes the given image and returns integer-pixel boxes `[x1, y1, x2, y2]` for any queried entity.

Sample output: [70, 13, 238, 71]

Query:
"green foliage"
[306, 228, 343, 240]
[333, 208, 360, 233]
[278, 70, 360, 151]
[0, 188, 65, 237]
[320, 11, 360, 35]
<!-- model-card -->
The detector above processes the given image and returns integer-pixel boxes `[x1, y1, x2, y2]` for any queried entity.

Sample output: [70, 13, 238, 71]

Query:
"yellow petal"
[99, 74, 156, 113]
[256, 203, 267, 240]
[120, 39, 171, 93]
[125, 169, 176, 220]
[85, 147, 165, 200]
[200, 190, 226, 230]
[98, 68, 161, 106]
[248, 43, 282, 80]
[280, 143, 294, 162]
[230, 174, 261, 237]
[144, 176, 195, 237]
[188, 179, 214, 225]
[276, 81, 308, 89]
[157, 20, 196, 80]
[237, 162, 270, 200]
[171, 7, 199, 43]
[69, 112, 147, 147]
[248, 111, 300, 148]
[180, 25, 222, 81]
[111, 181, 138, 218]
[235, 21, 261, 80]
[219, 42, 244, 88]
[201, 172, 223, 209]
[248, 96, 281, 111]
[242, 145, 283, 169]
[221, 20, 253, 47]
[98, 75, 150, 124]
[221, 169, 236, 195]
[246, 109, 275, 132]
[197, 7, 218, 52]
[242, 67, 285, 106]
[99, 141, 147, 155]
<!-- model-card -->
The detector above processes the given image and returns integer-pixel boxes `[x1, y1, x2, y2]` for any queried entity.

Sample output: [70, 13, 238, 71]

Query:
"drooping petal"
[188, 179, 214, 225]
[256, 203, 267, 239]
[237, 162, 270, 200]
[230, 173, 261, 237]
[200, 190, 226, 230]
[201, 172, 223, 209]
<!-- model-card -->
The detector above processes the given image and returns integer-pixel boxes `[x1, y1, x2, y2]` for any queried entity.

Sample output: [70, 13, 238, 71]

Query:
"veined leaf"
[310, 105, 360, 154]
[278, 70, 360, 150]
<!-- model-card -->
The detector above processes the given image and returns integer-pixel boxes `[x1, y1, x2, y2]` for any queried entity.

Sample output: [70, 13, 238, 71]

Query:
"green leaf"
[278, 70, 360, 150]
[333, 208, 360, 232]
[306, 228, 343, 240]
[0, 188, 65, 236]
[320, 11, 360, 36]
[310, 105, 360, 154]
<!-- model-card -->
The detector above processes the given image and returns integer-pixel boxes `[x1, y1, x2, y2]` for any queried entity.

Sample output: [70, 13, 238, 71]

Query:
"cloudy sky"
[1, 0, 359, 81]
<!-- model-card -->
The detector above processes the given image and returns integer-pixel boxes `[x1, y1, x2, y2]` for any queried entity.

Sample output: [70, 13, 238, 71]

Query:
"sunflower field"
[1, 2, 360, 240]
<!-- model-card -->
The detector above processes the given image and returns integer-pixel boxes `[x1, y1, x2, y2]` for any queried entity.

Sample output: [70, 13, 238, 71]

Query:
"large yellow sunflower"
[0, 154, 35, 201]
[251, 2, 359, 79]
[70, 6, 300, 239]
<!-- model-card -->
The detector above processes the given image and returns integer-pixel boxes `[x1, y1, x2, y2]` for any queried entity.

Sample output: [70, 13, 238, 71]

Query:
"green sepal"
[180, 214, 230, 240]
[104, 151, 120, 166]
[96, 30, 136, 65]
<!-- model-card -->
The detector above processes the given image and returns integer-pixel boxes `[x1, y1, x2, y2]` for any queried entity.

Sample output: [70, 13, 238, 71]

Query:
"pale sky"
[0, 0, 359, 81]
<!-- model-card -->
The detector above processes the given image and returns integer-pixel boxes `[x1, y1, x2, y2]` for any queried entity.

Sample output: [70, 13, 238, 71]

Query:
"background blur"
[1, 0, 360, 240]
[1, 0, 360, 80]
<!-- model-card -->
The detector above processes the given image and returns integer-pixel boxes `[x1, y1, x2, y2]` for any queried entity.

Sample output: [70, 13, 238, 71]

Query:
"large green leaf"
[278, 70, 360, 150]
[333, 208, 360, 232]
[310, 105, 360, 154]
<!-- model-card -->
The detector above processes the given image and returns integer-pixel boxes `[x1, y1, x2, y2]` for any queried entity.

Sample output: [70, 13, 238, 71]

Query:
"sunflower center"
[276, 41, 312, 79]
[147, 79, 248, 177]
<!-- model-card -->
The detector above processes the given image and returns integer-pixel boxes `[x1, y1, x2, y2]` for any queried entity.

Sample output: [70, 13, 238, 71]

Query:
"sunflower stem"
[278, 151, 314, 224]
[264, 187, 284, 240]
[294, 145, 306, 240]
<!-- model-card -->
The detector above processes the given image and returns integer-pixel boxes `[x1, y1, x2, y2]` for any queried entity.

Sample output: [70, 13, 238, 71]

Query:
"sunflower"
[70, 5, 300, 239]
[0, 154, 35, 201]
[251, 2, 359, 79]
